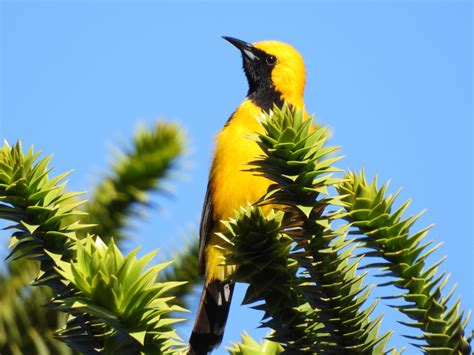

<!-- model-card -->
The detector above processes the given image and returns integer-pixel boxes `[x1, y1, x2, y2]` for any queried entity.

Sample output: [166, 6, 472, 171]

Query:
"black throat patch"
[242, 49, 284, 112]
[248, 86, 284, 112]
[225, 48, 286, 126]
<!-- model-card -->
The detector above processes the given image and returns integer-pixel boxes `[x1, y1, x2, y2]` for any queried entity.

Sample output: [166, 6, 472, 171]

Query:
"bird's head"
[223, 36, 306, 106]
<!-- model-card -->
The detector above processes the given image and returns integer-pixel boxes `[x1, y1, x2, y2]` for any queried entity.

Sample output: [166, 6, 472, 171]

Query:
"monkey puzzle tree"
[0, 108, 472, 354]
[0, 121, 199, 354]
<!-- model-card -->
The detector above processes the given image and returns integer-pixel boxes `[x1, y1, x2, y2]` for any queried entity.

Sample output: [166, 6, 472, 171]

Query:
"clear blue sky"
[1, 1, 472, 353]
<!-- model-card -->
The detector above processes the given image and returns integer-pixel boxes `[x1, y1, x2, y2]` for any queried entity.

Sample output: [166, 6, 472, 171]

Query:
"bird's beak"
[222, 36, 260, 61]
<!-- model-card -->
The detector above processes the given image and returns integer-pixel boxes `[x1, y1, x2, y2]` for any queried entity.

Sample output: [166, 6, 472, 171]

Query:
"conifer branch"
[0, 121, 189, 354]
[83, 121, 185, 243]
[227, 331, 284, 354]
[0, 141, 186, 354]
[219, 105, 391, 353]
[337, 171, 472, 354]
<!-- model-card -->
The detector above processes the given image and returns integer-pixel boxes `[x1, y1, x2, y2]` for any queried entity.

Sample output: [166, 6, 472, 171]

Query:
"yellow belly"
[205, 99, 309, 280]
[206, 99, 271, 280]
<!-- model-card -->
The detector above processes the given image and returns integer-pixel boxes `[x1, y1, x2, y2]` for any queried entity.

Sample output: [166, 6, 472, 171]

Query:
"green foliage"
[219, 206, 308, 348]
[220, 207, 294, 283]
[83, 121, 185, 243]
[50, 236, 186, 354]
[0, 121, 191, 354]
[0, 259, 71, 355]
[160, 238, 200, 309]
[0, 141, 187, 354]
[220, 105, 392, 353]
[0, 141, 84, 268]
[0, 141, 86, 353]
[337, 171, 472, 354]
[81, 120, 198, 310]
[228, 332, 283, 355]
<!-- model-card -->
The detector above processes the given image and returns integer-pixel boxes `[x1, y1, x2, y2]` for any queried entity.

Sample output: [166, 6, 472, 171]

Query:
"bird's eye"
[266, 55, 277, 66]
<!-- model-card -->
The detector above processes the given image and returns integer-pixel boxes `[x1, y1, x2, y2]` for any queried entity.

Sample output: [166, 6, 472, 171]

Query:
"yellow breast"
[210, 99, 270, 222]
[205, 99, 271, 280]
[206, 99, 308, 280]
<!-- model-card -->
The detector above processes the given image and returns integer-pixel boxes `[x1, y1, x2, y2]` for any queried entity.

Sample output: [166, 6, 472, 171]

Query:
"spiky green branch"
[0, 260, 71, 355]
[219, 207, 309, 349]
[227, 331, 283, 355]
[160, 238, 200, 309]
[218, 105, 391, 353]
[251, 105, 392, 353]
[0, 142, 186, 354]
[337, 171, 472, 354]
[1, 121, 192, 354]
[50, 237, 186, 354]
[83, 120, 185, 243]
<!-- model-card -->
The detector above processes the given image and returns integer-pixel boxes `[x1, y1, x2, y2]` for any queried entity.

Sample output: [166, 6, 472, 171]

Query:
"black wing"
[198, 179, 214, 276]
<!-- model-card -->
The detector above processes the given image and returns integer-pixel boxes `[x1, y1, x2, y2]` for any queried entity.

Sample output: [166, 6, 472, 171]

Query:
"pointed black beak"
[222, 36, 260, 61]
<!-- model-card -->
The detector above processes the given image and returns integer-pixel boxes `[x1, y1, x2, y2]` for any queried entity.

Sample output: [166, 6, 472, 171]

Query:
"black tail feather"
[188, 280, 234, 354]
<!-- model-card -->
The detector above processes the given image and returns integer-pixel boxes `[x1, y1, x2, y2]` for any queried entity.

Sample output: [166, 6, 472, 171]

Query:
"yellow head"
[253, 41, 306, 104]
[223, 37, 306, 108]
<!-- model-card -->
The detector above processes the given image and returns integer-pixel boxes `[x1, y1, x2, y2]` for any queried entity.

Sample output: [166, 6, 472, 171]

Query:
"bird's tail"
[188, 279, 234, 354]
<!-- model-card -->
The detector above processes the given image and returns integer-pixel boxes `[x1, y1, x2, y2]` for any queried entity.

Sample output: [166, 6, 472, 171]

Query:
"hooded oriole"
[189, 37, 307, 354]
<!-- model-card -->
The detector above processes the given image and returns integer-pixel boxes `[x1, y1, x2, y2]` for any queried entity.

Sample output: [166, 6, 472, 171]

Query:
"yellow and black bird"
[189, 37, 307, 354]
